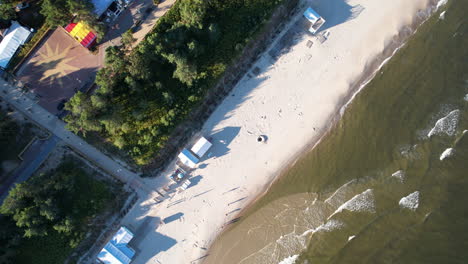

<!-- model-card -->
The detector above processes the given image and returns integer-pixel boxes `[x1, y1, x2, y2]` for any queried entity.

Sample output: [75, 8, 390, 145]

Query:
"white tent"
[191, 136, 212, 158]
[0, 21, 31, 69]
[178, 149, 199, 168]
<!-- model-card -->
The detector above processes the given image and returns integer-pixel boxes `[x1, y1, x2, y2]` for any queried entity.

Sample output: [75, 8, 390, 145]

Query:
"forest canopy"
[64, 0, 286, 165]
[0, 160, 112, 248]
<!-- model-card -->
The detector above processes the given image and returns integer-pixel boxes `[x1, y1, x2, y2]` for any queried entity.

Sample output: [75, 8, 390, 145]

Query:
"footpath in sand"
[119, 0, 431, 263]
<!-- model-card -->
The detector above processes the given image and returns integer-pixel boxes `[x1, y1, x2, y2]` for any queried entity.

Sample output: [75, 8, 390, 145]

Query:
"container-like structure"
[0, 21, 31, 69]
[190, 136, 212, 158]
[178, 149, 199, 168]
[97, 226, 135, 264]
[303, 7, 326, 34]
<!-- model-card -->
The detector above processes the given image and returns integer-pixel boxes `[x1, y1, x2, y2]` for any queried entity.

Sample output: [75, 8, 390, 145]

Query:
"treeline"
[0, 160, 112, 263]
[65, 0, 286, 165]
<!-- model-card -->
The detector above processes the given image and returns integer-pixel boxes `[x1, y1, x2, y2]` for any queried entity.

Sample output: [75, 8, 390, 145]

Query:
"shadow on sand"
[163, 212, 184, 224]
[130, 216, 177, 262]
[311, 0, 365, 32]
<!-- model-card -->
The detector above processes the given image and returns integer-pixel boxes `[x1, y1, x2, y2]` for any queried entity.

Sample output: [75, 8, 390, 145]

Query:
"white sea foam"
[464, 94, 468, 102]
[427, 110, 460, 138]
[391, 170, 406, 183]
[278, 255, 299, 264]
[399, 191, 420, 210]
[348, 235, 356, 241]
[324, 179, 357, 206]
[439, 11, 446, 19]
[328, 189, 375, 219]
[314, 219, 345, 233]
[440, 148, 454, 160]
[436, 0, 448, 10]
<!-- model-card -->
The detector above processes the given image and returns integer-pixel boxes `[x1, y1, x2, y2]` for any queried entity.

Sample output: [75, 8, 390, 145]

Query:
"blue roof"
[303, 7, 321, 23]
[97, 227, 135, 264]
[182, 149, 199, 164]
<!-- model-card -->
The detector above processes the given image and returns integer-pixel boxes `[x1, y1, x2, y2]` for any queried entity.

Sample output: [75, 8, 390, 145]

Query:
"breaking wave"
[427, 109, 460, 138]
[391, 170, 406, 183]
[278, 255, 299, 264]
[440, 148, 454, 160]
[328, 189, 375, 220]
[399, 191, 420, 210]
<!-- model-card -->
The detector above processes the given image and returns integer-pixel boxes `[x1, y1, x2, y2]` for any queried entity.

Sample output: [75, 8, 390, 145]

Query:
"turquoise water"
[204, 0, 468, 263]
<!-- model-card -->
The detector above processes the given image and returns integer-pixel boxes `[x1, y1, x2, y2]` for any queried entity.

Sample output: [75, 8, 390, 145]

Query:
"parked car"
[15, 2, 29, 11]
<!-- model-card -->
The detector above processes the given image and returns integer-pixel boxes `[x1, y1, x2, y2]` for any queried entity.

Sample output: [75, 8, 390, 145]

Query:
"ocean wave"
[278, 255, 299, 264]
[439, 11, 446, 20]
[436, 0, 448, 10]
[427, 109, 460, 138]
[314, 219, 345, 233]
[324, 179, 357, 207]
[399, 191, 420, 211]
[464, 94, 468, 102]
[328, 189, 375, 220]
[440, 148, 454, 160]
[391, 170, 406, 183]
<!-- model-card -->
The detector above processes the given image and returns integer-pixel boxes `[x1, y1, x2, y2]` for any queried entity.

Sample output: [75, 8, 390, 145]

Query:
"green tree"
[179, 0, 207, 29]
[40, 0, 69, 26]
[121, 30, 136, 48]
[0, 161, 112, 247]
[0, 3, 15, 21]
[172, 56, 198, 85]
[66, 0, 93, 17]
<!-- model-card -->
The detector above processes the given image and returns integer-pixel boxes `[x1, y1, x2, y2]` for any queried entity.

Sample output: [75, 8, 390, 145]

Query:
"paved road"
[0, 78, 149, 196]
[98, 0, 177, 63]
[0, 135, 60, 203]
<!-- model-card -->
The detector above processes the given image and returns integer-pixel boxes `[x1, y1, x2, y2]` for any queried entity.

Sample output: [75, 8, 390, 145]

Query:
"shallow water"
[204, 0, 468, 263]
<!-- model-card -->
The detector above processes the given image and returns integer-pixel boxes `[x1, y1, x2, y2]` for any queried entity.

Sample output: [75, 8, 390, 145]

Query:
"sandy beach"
[117, 0, 432, 263]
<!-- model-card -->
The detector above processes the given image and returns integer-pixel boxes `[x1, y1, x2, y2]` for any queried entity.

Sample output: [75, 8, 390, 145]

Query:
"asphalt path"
[0, 135, 59, 203]
[0, 78, 147, 196]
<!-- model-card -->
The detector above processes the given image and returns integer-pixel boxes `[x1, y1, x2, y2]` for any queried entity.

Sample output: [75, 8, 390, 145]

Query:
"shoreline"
[223, 0, 441, 227]
[118, 0, 440, 263]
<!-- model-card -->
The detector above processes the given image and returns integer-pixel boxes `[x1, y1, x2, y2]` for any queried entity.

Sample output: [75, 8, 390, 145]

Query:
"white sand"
[118, 0, 432, 263]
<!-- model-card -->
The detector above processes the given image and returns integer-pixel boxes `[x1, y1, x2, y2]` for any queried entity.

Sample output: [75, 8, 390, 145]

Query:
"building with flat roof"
[97, 226, 136, 264]
[178, 149, 199, 168]
[190, 136, 212, 159]
[303, 7, 326, 34]
[92, 0, 115, 17]
[0, 21, 31, 69]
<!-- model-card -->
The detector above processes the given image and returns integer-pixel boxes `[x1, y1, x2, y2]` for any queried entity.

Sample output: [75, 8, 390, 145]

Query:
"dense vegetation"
[0, 0, 16, 21]
[40, 0, 105, 39]
[65, 0, 286, 165]
[0, 110, 33, 179]
[0, 111, 21, 167]
[0, 159, 113, 263]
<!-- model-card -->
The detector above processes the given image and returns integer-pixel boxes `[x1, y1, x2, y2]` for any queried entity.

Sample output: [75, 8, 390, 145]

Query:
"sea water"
[204, 0, 468, 263]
